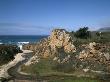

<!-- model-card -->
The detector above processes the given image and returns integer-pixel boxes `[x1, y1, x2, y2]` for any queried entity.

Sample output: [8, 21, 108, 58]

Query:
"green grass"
[20, 31, 109, 81]
[21, 58, 98, 79]
[21, 58, 58, 75]
[21, 58, 76, 75]
[48, 77, 99, 82]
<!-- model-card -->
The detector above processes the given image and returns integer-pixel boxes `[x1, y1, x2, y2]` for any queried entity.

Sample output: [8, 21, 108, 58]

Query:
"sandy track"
[0, 50, 33, 79]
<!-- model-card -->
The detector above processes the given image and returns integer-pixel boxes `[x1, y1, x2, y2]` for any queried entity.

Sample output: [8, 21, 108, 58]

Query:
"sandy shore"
[0, 50, 33, 78]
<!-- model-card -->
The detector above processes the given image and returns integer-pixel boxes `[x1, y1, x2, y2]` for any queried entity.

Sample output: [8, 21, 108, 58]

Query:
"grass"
[21, 59, 102, 82]
[21, 58, 76, 76]
[21, 61, 100, 82]
[21, 31, 110, 82]
[21, 58, 98, 77]
[48, 77, 99, 82]
[21, 58, 58, 75]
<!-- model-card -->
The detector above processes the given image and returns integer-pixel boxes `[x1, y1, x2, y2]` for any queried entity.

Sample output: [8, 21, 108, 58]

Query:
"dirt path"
[7, 50, 39, 80]
[0, 50, 32, 78]
[6, 50, 110, 82]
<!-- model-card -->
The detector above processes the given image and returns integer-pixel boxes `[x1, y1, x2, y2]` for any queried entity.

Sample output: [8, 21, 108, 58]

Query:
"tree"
[74, 27, 91, 39]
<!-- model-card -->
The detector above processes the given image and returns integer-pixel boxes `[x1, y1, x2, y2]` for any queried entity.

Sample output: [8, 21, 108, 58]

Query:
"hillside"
[99, 27, 110, 32]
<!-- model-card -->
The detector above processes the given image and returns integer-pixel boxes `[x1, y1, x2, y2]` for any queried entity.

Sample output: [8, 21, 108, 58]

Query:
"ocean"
[0, 35, 48, 49]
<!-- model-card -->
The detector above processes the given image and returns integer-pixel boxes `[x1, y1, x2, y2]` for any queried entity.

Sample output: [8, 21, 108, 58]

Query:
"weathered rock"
[25, 55, 39, 66]
[79, 42, 110, 61]
[104, 53, 110, 60]
[23, 29, 76, 64]
[22, 29, 110, 75]
[43, 48, 51, 58]
[78, 42, 110, 72]
[49, 29, 76, 53]
[64, 43, 76, 53]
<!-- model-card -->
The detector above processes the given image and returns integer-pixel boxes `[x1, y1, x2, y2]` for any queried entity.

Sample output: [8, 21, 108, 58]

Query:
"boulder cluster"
[23, 29, 76, 64]
[78, 42, 110, 72]
[49, 29, 76, 53]
[79, 42, 110, 64]
[23, 29, 110, 73]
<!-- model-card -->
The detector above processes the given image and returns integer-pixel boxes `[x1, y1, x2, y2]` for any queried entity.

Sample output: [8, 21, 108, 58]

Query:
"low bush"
[0, 44, 22, 65]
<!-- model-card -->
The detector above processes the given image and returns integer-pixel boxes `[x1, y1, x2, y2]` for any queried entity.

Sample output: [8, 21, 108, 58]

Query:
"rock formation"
[23, 29, 110, 73]
[79, 42, 110, 72]
[23, 29, 76, 65]
[49, 29, 76, 53]
[79, 42, 110, 62]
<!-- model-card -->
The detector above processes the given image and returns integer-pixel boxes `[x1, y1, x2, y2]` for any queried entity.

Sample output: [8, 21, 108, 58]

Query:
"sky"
[0, 0, 110, 35]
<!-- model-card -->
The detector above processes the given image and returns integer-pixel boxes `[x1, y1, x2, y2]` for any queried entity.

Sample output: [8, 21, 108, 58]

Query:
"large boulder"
[23, 29, 76, 64]
[49, 29, 76, 53]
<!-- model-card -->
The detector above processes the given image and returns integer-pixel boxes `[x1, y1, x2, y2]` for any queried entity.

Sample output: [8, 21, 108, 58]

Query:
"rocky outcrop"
[23, 29, 110, 73]
[79, 42, 109, 62]
[23, 29, 76, 65]
[49, 29, 76, 53]
[79, 42, 110, 72]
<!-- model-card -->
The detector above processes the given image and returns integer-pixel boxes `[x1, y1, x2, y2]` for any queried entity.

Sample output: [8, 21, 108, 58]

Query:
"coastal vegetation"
[71, 27, 110, 44]
[0, 44, 22, 65]
[74, 27, 91, 39]
[21, 58, 100, 82]
[1, 27, 110, 82]
[48, 77, 98, 82]
[21, 28, 110, 82]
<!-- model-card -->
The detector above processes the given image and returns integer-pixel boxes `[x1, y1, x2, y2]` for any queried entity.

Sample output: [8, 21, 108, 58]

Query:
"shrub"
[0, 44, 22, 65]
[74, 27, 91, 39]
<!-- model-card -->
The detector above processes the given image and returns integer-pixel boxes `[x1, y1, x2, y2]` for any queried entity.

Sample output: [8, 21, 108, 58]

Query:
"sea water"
[0, 35, 48, 49]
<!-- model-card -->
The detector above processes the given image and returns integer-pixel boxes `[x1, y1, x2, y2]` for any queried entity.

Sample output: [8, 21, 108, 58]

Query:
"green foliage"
[21, 59, 57, 75]
[74, 27, 91, 39]
[21, 58, 75, 75]
[52, 61, 74, 73]
[71, 27, 110, 45]
[48, 77, 98, 82]
[0, 44, 22, 65]
[90, 32, 110, 44]
[0, 77, 8, 82]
